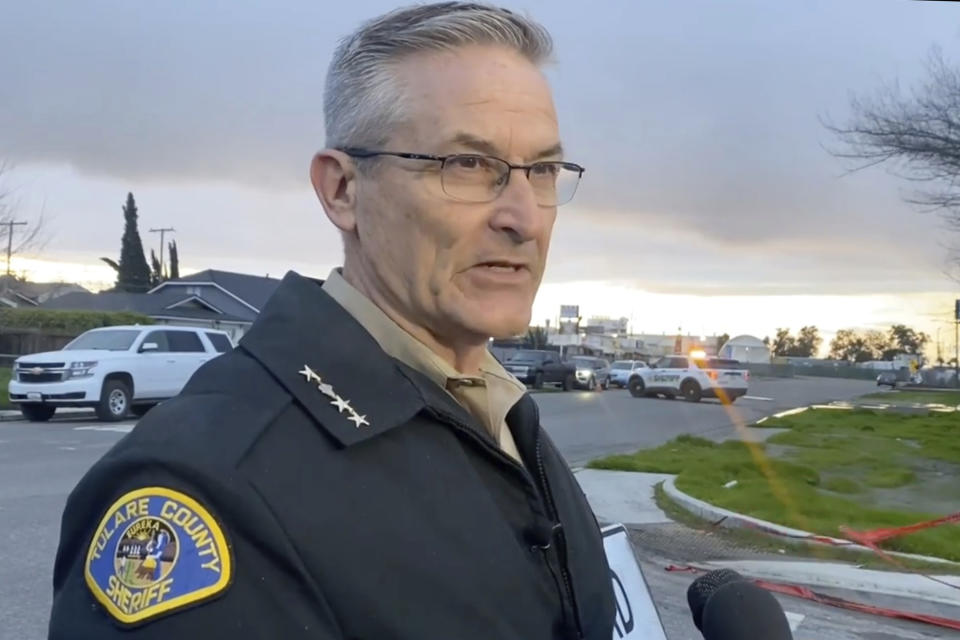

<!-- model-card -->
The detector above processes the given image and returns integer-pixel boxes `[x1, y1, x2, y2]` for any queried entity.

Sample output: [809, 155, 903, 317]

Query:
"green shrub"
[0, 308, 153, 335]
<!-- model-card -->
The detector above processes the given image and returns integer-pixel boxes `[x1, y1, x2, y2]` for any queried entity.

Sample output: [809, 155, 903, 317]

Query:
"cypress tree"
[116, 192, 152, 293]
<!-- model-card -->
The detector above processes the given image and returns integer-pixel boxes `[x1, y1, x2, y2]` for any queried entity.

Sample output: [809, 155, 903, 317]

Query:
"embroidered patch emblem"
[84, 487, 231, 625]
[299, 364, 369, 428]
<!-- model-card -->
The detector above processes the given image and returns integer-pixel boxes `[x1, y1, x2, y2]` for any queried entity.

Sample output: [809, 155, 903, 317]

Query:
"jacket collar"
[239, 271, 427, 447]
[240, 270, 541, 452]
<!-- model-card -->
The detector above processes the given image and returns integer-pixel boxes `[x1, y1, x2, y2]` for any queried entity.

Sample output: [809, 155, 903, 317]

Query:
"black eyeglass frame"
[338, 147, 586, 205]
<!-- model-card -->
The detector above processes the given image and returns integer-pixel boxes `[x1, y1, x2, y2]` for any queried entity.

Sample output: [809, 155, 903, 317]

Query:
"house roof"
[40, 290, 248, 323]
[0, 275, 89, 305]
[149, 270, 283, 311]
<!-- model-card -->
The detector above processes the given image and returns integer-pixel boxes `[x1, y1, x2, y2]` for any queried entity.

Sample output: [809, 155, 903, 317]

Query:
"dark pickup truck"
[502, 349, 577, 390]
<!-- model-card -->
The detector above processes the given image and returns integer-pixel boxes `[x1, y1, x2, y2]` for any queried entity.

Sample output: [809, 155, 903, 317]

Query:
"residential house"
[0, 275, 89, 308]
[41, 270, 282, 342]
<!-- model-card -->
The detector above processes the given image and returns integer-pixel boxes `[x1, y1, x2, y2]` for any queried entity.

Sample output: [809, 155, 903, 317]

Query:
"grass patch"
[822, 478, 862, 494]
[762, 408, 960, 466]
[592, 408, 960, 561]
[0, 368, 11, 410]
[865, 468, 917, 488]
[862, 390, 960, 405]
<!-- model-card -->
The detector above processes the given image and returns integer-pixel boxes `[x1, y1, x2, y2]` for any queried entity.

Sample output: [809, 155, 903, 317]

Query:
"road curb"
[662, 476, 960, 567]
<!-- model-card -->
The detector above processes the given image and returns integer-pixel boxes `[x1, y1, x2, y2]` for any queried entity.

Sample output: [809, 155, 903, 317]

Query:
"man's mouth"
[476, 261, 526, 272]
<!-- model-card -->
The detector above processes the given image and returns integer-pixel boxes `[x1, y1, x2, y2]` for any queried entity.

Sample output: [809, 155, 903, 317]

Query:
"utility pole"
[149, 227, 175, 278]
[2, 220, 27, 276]
[954, 321, 958, 388]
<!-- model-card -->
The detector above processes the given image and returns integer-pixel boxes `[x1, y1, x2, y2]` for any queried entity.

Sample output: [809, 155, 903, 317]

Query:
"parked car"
[609, 360, 649, 388]
[627, 355, 749, 403]
[503, 349, 577, 390]
[7, 325, 234, 422]
[568, 356, 611, 390]
[876, 370, 898, 389]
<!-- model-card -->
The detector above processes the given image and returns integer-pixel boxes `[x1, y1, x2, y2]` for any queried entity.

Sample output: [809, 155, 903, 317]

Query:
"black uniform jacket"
[48, 271, 616, 639]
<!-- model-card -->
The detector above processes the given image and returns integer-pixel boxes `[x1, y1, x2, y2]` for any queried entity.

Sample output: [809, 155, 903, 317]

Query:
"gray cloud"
[3, 0, 960, 293]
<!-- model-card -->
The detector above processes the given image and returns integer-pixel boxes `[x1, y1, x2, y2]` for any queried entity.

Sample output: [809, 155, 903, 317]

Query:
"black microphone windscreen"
[686, 569, 744, 631]
[701, 580, 793, 640]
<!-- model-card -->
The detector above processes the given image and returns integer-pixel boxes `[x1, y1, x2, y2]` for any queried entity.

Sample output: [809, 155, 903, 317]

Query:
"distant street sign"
[955, 299, 960, 321]
[560, 305, 579, 319]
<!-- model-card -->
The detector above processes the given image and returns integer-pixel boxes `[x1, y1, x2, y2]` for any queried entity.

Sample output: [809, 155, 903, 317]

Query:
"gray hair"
[323, 2, 554, 150]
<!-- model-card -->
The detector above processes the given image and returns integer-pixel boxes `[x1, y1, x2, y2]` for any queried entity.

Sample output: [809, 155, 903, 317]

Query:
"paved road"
[1, 376, 926, 640]
[539, 376, 878, 465]
[0, 415, 135, 640]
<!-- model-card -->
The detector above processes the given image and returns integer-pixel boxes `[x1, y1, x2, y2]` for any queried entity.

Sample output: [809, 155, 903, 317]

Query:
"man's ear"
[310, 150, 358, 233]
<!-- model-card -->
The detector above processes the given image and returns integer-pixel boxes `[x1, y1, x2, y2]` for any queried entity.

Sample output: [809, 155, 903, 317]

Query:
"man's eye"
[531, 163, 560, 176]
[448, 156, 495, 171]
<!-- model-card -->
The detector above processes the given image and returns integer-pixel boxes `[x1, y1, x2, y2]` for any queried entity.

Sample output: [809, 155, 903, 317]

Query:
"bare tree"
[826, 48, 960, 227]
[0, 163, 50, 277]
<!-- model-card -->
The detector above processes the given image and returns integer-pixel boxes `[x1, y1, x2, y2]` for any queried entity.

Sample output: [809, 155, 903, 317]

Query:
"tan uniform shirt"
[322, 269, 527, 465]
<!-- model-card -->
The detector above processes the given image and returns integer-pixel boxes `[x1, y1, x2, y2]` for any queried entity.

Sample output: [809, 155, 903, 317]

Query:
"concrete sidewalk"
[573, 469, 674, 526]
[575, 468, 960, 609]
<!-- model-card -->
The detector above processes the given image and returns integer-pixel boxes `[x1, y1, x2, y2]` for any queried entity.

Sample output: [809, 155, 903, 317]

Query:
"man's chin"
[467, 309, 532, 341]
[448, 292, 534, 340]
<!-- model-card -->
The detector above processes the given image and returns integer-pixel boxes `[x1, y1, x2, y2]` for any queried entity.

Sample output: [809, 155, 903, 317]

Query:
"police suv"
[7, 325, 233, 422]
[626, 354, 749, 403]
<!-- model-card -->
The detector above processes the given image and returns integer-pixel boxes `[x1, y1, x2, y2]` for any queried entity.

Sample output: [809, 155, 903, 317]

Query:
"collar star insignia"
[298, 365, 321, 383]
[300, 364, 369, 429]
[348, 413, 369, 428]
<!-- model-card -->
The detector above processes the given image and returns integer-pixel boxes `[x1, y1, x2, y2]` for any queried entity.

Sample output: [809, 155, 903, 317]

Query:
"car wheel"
[562, 373, 575, 391]
[532, 372, 544, 390]
[628, 377, 646, 398]
[20, 403, 56, 422]
[97, 379, 131, 422]
[130, 403, 157, 418]
[681, 380, 702, 403]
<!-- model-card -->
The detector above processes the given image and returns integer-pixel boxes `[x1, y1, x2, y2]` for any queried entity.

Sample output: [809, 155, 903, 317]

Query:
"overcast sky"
[3, 0, 960, 341]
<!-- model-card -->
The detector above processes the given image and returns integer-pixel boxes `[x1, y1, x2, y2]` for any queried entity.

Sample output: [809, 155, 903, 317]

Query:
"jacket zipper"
[535, 426, 584, 639]
[427, 406, 584, 637]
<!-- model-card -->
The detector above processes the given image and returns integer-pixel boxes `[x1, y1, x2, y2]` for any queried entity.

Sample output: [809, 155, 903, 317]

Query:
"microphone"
[524, 520, 562, 549]
[687, 569, 793, 639]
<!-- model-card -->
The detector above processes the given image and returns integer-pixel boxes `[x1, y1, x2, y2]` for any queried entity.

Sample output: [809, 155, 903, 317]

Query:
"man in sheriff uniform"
[49, 3, 616, 638]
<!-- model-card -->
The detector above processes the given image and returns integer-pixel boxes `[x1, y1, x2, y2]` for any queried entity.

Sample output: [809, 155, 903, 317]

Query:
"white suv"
[7, 325, 233, 422]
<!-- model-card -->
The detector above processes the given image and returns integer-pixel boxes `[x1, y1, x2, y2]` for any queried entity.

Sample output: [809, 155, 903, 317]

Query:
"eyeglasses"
[340, 148, 585, 206]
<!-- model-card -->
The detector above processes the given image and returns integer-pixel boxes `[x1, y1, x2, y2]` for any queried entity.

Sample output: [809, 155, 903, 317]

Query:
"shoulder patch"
[84, 487, 232, 625]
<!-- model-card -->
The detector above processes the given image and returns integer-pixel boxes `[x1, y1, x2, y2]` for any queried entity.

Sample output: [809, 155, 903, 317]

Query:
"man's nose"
[489, 169, 548, 242]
